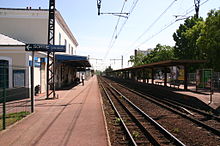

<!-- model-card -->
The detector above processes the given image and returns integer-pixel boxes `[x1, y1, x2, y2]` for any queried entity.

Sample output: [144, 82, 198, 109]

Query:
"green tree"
[173, 16, 203, 59]
[103, 66, 113, 76]
[184, 21, 206, 60]
[104, 66, 113, 72]
[129, 53, 145, 66]
[197, 10, 220, 71]
[143, 44, 175, 63]
[129, 44, 174, 66]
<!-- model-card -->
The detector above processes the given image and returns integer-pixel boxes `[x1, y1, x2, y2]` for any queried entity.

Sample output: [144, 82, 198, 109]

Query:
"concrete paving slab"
[0, 76, 108, 146]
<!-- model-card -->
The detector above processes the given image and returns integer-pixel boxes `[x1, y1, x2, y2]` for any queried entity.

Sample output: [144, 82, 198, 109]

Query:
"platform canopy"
[111, 60, 207, 90]
[55, 54, 91, 67]
[113, 60, 206, 72]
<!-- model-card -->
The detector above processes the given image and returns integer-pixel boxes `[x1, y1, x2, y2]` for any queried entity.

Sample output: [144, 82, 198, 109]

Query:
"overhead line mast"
[46, 0, 56, 99]
[97, 0, 129, 18]
[194, 0, 200, 18]
[97, 0, 101, 15]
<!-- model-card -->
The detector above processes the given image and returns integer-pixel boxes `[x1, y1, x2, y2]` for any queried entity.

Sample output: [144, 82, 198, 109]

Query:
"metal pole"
[46, 0, 56, 99]
[183, 65, 188, 90]
[209, 76, 214, 104]
[31, 51, 35, 112]
[121, 55, 123, 69]
[164, 68, 167, 86]
[97, 0, 101, 15]
[151, 68, 154, 84]
[46, 52, 49, 99]
[209, 83, 213, 104]
[52, 52, 55, 98]
[2, 64, 6, 130]
[194, 0, 200, 18]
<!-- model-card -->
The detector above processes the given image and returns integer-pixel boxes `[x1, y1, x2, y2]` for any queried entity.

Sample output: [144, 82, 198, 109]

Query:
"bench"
[155, 81, 163, 85]
[169, 80, 181, 89]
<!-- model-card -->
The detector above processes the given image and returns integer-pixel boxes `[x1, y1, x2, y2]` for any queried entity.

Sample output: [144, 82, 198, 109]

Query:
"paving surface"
[146, 79, 220, 111]
[174, 87, 220, 110]
[0, 76, 108, 146]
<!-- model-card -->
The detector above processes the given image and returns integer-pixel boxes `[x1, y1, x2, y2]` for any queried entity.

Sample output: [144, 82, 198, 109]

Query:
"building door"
[0, 60, 9, 88]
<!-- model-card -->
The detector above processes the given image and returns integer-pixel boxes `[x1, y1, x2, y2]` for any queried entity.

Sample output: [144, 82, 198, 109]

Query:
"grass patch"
[0, 111, 30, 130]
[114, 117, 121, 124]
[132, 131, 140, 138]
[173, 127, 180, 133]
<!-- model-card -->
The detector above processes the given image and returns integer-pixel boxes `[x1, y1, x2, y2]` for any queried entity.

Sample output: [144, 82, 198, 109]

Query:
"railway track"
[110, 78, 220, 136]
[99, 77, 185, 146]
[99, 76, 220, 145]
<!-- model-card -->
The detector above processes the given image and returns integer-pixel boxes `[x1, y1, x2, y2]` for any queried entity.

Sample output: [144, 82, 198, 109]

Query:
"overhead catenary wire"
[100, 0, 211, 70]
[122, 0, 178, 56]
[111, 0, 140, 48]
[104, 0, 127, 59]
[135, 0, 210, 48]
[104, 0, 140, 59]
[123, 0, 210, 57]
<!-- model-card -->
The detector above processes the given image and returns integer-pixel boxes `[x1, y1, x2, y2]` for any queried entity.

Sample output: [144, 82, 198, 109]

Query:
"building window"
[71, 47, 74, 55]
[64, 39, 67, 53]
[13, 70, 25, 87]
[0, 60, 9, 88]
[69, 44, 71, 54]
[59, 33, 61, 45]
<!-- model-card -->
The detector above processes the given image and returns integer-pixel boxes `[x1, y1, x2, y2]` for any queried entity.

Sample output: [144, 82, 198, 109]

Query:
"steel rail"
[117, 82, 220, 121]
[100, 83, 137, 146]
[105, 81, 185, 146]
[107, 86, 160, 145]
[163, 98, 220, 121]
[107, 78, 220, 137]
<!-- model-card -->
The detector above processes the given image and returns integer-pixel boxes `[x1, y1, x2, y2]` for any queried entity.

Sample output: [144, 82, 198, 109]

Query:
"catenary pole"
[194, 0, 200, 18]
[46, 0, 56, 99]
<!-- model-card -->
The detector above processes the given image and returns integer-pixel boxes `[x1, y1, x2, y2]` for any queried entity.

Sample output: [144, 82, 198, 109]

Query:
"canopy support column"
[142, 69, 146, 83]
[164, 67, 167, 86]
[184, 64, 188, 90]
[151, 68, 154, 84]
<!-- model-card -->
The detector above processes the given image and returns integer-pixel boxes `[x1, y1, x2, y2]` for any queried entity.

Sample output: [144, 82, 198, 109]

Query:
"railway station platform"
[110, 77, 220, 113]
[141, 79, 220, 112]
[0, 76, 109, 146]
[172, 85, 220, 111]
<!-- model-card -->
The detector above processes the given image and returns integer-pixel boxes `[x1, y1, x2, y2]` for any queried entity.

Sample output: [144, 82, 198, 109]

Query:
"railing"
[0, 64, 31, 130]
[188, 72, 220, 90]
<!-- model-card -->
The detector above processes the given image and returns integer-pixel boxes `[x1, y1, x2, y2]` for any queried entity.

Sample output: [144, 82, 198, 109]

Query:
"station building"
[0, 7, 90, 93]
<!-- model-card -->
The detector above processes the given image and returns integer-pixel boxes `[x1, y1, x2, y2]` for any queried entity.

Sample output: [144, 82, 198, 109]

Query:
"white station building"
[0, 7, 90, 94]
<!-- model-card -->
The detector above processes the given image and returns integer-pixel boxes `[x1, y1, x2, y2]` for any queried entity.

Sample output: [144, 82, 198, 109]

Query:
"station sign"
[25, 44, 66, 52]
[49, 45, 66, 52]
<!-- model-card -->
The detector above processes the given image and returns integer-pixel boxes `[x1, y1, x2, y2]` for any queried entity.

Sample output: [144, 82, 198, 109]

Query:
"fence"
[188, 72, 220, 90]
[213, 72, 220, 89]
[188, 73, 196, 85]
[0, 64, 31, 130]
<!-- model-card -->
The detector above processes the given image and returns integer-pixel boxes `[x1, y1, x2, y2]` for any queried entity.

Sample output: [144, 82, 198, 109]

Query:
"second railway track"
[99, 76, 220, 145]
[99, 77, 185, 145]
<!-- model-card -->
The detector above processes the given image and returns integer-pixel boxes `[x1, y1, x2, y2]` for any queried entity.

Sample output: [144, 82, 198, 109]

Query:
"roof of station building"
[0, 33, 25, 46]
[55, 54, 91, 68]
[0, 8, 78, 47]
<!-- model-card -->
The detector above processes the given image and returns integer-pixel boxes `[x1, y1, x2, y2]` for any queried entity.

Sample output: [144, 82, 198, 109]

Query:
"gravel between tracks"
[100, 77, 220, 146]
[100, 85, 132, 146]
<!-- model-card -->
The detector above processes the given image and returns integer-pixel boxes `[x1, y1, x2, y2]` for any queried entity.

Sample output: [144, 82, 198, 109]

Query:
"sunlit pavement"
[0, 76, 108, 146]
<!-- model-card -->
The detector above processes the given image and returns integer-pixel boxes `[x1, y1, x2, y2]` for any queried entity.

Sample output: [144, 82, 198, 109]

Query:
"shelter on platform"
[109, 60, 206, 90]
[55, 54, 91, 88]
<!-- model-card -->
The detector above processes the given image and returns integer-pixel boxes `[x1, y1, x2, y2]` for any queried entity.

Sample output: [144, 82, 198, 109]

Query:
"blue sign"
[25, 44, 49, 51]
[29, 61, 41, 67]
[49, 45, 66, 52]
[25, 44, 66, 52]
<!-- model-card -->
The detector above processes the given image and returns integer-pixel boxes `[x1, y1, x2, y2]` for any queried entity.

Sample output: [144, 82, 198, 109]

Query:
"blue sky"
[1, 0, 219, 71]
